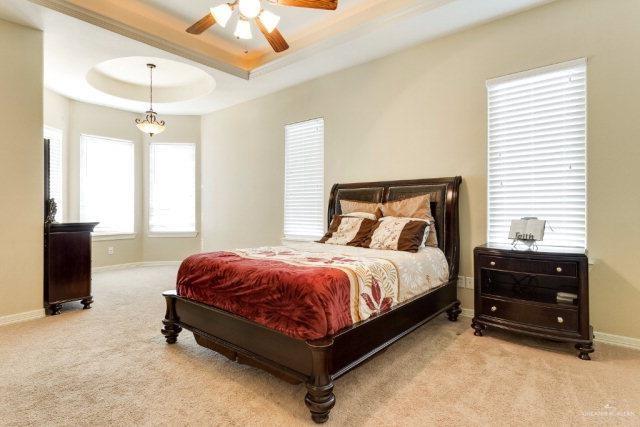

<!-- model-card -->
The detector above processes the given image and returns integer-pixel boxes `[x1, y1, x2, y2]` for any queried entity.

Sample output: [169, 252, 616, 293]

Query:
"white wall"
[201, 0, 640, 339]
[0, 19, 43, 317]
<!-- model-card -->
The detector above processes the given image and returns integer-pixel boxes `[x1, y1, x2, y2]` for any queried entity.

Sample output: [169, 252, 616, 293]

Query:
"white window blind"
[80, 135, 135, 235]
[149, 143, 196, 234]
[44, 126, 63, 222]
[487, 58, 587, 248]
[284, 118, 324, 240]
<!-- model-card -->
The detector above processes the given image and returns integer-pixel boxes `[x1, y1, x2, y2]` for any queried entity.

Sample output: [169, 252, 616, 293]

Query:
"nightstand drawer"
[481, 296, 578, 332]
[477, 255, 577, 277]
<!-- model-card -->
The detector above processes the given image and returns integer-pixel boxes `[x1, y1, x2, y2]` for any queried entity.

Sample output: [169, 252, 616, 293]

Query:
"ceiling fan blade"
[277, 0, 337, 10]
[256, 19, 289, 53]
[186, 13, 216, 34]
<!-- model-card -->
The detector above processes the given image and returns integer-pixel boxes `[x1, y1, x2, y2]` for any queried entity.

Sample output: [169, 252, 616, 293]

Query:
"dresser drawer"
[477, 254, 577, 277]
[481, 296, 578, 332]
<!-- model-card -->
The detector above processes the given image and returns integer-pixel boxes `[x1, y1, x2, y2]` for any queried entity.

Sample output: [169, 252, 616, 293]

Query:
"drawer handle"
[490, 261, 496, 266]
[491, 305, 497, 312]
[557, 316, 564, 324]
[556, 267, 563, 273]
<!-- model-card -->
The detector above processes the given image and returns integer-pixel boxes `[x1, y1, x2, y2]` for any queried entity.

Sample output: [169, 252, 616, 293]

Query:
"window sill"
[147, 232, 199, 238]
[92, 233, 137, 241]
[281, 237, 319, 244]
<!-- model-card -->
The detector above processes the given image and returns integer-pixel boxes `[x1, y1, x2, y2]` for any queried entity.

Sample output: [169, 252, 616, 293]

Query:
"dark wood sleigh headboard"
[327, 176, 462, 279]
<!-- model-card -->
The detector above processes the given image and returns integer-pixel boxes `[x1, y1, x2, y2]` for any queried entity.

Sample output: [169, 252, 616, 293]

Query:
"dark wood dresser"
[44, 222, 98, 315]
[472, 244, 592, 359]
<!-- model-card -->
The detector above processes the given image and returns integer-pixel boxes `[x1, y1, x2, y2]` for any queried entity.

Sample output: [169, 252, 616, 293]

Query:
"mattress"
[176, 243, 449, 340]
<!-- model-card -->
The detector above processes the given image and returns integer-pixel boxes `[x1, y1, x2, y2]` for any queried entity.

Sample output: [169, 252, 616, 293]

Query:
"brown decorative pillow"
[318, 215, 378, 246]
[381, 194, 437, 247]
[340, 199, 383, 219]
[362, 217, 429, 253]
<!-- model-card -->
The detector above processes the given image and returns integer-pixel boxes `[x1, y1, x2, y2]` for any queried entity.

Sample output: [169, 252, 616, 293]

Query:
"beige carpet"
[1, 266, 639, 426]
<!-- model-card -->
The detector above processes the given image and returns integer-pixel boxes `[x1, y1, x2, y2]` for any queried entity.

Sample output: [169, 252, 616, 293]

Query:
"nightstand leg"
[575, 342, 594, 360]
[48, 303, 62, 315]
[471, 318, 484, 336]
[81, 296, 93, 309]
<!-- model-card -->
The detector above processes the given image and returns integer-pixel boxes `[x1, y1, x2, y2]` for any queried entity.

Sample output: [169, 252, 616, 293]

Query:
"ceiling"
[0, 0, 553, 115]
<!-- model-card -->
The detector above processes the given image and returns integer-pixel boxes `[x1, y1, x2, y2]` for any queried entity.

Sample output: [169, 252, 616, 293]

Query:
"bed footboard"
[161, 279, 459, 423]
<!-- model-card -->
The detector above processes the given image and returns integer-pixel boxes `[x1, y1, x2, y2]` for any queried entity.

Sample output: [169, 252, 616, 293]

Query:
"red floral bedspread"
[176, 247, 399, 340]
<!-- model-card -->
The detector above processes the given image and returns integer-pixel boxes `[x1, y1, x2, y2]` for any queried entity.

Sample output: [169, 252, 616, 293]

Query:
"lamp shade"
[234, 18, 252, 39]
[238, 0, 261, 19]
[210, 4, 232, 27]
[258, 10, 280, 33]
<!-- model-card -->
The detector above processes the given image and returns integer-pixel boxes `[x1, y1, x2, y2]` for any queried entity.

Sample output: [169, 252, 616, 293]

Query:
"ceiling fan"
[186, 0, 338, 53]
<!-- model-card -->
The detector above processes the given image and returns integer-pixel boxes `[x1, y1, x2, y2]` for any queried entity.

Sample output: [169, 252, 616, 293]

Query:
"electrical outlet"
[465, 276, 474, 290]
[107, 246, 114, 255]
[457, 276, 465, 288]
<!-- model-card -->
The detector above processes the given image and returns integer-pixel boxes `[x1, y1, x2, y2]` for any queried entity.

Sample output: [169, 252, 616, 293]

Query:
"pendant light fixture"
[135, 63, 166, 137]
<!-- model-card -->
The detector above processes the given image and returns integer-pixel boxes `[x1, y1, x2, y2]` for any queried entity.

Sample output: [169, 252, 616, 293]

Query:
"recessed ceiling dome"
[87, 56, 215, 103]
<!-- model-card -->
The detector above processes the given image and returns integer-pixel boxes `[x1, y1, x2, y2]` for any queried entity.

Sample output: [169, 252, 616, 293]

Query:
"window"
[80, 135, 135, 235]
[44, 126, 63, 222]
[487, 59, 587, 248]
[284, 118, 324, 240]
[149, 143, 196, 234]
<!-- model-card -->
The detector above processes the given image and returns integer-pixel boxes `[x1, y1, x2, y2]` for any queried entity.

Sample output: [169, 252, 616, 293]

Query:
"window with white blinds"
[80, 135, 135, 235]
[284, 118, 324, 240]
[487, 58, 587, 248]
[149, 143, 196, 234]
[44, 126, 63, 222]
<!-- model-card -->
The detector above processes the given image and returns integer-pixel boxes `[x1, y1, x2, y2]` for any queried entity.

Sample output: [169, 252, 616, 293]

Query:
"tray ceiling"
[0, 0, 553, 114]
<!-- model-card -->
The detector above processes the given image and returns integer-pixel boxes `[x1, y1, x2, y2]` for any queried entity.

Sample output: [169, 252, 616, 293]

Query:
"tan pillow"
[381, 194, 438, 247]
[362, 217, 428, 253]
[318, 215, 377, 246]
[340, 199, 383, 218]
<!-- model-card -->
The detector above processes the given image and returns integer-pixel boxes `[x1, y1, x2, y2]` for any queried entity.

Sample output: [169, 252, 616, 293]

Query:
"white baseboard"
[92, 261, 181, 273]
[593, 332, 640, 351]
[0, 309, 45, 326]
[457, 307, 639, 350]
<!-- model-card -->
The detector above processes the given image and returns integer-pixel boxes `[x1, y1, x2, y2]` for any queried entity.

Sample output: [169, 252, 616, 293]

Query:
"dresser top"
[476, 243, 587, 257]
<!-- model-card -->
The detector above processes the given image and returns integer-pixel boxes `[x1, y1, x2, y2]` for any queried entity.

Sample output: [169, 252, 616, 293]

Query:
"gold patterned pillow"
[362, 217, 429, 253]
[381, 194, 437, 247]
[318, 215, 378, 246]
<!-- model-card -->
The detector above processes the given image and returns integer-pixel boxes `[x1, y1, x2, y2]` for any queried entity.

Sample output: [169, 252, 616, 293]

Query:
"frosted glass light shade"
[136, 121, 166, 137]
[238, 0, 261, 19]
[258, 10, 280, 33]
[135, 111, 166, 137]
[234, 19, 252, 39]
[210, 4, 233, 27]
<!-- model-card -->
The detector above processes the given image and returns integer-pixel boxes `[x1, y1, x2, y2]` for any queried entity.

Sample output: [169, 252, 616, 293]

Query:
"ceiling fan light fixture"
[210, 3, 233, 27]
[258, 10, 280, 33]
[234, 18, 253, 39]
[238, 0, 261, 19]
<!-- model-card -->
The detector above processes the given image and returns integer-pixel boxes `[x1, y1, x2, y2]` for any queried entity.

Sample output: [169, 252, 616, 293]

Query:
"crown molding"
[28, 0, 250, 79]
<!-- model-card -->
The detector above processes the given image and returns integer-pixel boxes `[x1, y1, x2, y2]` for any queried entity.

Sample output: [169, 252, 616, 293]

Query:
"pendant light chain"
[149, 63, 154, 112]
[135, 63, 166, 137]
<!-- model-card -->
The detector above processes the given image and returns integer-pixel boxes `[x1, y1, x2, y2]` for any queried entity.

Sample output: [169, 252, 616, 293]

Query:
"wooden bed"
[161, 176, 462, 423]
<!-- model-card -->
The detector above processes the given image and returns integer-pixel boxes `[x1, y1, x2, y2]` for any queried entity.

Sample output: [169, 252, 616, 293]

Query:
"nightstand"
[472, 244, 593, 360]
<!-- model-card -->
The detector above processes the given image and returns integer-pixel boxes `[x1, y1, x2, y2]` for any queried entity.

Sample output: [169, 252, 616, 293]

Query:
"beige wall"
[0, 19, 43, 317]
[201, 0, 640, 339]
[44, 93, 201, 267]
